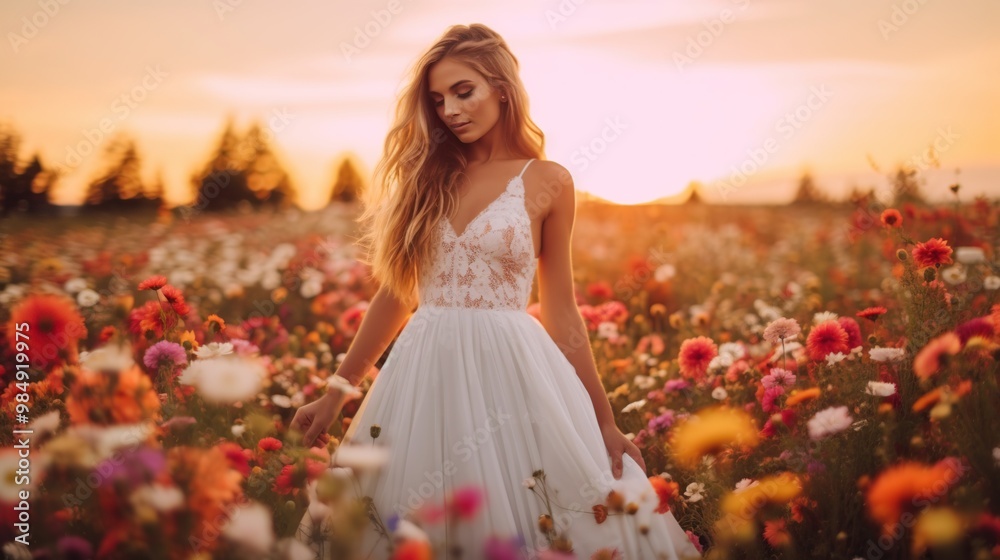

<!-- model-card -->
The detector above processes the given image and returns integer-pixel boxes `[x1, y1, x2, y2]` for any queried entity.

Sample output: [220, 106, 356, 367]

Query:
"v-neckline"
[445, 174, 521, 239]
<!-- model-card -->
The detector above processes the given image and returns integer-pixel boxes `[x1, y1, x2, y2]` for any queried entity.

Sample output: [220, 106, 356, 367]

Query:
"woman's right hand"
[290, 388, 348, 447]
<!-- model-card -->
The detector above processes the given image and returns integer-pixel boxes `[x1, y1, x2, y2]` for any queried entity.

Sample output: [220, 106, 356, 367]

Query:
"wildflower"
[522, 477, 536, 489]
[670, 406, 759, 468]
[785, 387, 821, 407]
[869, 347, 905, 362]
[258, 437, 283, 452]
[137, 275, 168, 291]
[955, 317, 994, 345]
[179, 355, 266, 404]
[648, 476, 679, 513]
[955, 246, 985, 264]
[912, 238, 953, 268]
[762, 368, 796, 389]
[448, 485, 483, 520]
[806, 321, 850, 361]
[763, 318, 801, 345]
[194, 341, 234, 359]
[761, 386, 785, 414]
[813, 311, 839, 324]
[734, 478, 759, 493]
[684, 482, 706, 503]
[222, 502, 275, 554]
[866, 457, 964, 535]
[838, 317, 863, 349]
[204, 314, 227, 331]
[131, 483, 185, 513]
[913, 332, 961, 380]
[807, 406, 853, 440]
[7, 294, 87, 367]
[677, 336, 718, 381]
[857, 306, 888, 322]
[711, 387, 728, 400]
[67, 364, 161, 425]
[763, 519, 792, 548]
[76, 289, 100, 307]
[940, 266, 966, 285]
[621, 399, 646, 413]
[912, 508, 963, 556]
[865, 381, 896, 397]
[392, 540, 432, 559]
[826, 352, 848, 366]
[720, 472, 801, 518]
[159, 285, 190, 317]
[143, 340, 188, 370]
[984, 276, 1000, 290]
[880, 209, 902, 228]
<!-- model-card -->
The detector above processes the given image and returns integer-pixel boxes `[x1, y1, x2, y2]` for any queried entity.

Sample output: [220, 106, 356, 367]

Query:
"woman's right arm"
[335, 284, 416, 387]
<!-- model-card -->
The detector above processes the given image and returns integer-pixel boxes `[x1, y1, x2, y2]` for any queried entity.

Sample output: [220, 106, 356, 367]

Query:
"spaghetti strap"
[517, 158, 535, 179]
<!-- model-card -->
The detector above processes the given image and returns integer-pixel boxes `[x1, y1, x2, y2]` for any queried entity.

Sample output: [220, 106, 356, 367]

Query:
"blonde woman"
[291, 23, 700, 560]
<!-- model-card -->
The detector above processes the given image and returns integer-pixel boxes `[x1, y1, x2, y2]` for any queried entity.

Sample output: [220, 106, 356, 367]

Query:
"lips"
[451, 122, 470, 131]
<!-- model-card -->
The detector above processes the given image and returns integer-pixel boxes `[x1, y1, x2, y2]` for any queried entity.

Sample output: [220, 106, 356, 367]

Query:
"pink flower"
[677, 336, 718, 381]
[762, 368, 796, 389]
[448, 485, 483, 520]
[806, 321, 850, 361]
[763, 318, 802, 345]
[761, 386, 786, 414]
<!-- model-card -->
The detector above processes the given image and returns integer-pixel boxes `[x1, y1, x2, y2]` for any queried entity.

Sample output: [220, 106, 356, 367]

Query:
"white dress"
[309, 159, 700, 559]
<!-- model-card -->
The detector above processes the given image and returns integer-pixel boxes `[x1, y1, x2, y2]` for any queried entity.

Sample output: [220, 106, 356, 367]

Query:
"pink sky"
[2, 0, 998, 209]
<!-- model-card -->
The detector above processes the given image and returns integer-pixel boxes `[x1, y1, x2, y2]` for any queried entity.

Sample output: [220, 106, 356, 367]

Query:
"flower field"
[1, 194, 998, 560]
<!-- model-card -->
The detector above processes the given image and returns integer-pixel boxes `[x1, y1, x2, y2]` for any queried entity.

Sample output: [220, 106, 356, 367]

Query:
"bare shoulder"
[525, 159, 575, 220]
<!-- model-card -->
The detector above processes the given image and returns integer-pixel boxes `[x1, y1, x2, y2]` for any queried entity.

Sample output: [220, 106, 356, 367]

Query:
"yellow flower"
[670, 406, 759, 468]
[912, 508, 963, 556]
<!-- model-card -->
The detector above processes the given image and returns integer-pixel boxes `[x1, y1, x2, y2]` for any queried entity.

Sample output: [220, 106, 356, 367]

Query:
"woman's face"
[427, 56, 503, 144]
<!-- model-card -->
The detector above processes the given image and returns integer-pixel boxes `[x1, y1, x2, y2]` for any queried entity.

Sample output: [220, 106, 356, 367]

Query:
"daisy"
[684, 482, 706, 503]
[865, 381, 897, 397]
[869, 347, 905, 362]
[734, 478, 759, 493]
[622, 399, 647, 413]
[194, 341, 234, 359]
[826, 352, 848, 366]
[807, 406, 853, 440]
[813, 311, 839, 324]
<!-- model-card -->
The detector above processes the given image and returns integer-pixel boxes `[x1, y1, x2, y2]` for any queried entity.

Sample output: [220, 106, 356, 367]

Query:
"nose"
[443, 96, 460, 118]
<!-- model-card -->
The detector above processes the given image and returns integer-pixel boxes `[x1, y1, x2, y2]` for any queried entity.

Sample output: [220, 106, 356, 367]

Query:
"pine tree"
[329, 154, 366, 203]
[790, 170, 830, 205]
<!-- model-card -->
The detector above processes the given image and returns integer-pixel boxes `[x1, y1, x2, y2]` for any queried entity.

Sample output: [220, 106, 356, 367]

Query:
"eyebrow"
[428, 79, 473, 95]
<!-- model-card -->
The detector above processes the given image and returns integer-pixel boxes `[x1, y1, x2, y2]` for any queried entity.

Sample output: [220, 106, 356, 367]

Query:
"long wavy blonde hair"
[354, 24, 546, 306]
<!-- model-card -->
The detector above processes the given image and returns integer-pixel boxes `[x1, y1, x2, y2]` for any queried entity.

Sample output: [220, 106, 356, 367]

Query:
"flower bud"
[923, 268, 936, 282]
[897, 249, 907, 262]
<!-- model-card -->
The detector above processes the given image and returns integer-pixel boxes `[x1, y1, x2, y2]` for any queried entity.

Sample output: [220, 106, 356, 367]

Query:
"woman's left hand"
[600, 423, 646, 479]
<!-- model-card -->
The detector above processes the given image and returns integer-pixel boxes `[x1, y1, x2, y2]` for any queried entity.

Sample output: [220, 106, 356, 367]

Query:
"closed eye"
[434, 89, 474, 107]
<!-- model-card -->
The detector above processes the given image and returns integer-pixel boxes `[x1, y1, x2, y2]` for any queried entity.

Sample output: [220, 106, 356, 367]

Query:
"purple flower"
[143, 340, 188, 370]
[483, 534, 526, 560]
[664, 379, 690, 392]
[97, 448, 165, 486]
[57, 535, 93, 559]
[647, 410, 676, 434]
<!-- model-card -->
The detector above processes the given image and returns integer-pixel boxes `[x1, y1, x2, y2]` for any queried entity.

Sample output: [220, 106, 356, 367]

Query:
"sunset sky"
[2, 0, 998, 209]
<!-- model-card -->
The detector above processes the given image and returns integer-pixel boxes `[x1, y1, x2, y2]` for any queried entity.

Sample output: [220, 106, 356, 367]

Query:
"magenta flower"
[143, 340, 188, 370]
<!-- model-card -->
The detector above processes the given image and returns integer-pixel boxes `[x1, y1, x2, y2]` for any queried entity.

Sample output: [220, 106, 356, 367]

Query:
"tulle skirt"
[307, 305, 700, 559]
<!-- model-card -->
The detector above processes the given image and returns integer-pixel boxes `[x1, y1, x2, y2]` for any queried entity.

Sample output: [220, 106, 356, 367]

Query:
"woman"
[291, 23, 700, 560]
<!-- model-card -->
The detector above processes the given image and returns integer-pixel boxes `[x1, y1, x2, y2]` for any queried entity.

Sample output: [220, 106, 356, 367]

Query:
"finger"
[613, 453, 623, 479]
[289, 411, 304, 432]
[304, 422, 324, 448]
[628, 447, 647, 475]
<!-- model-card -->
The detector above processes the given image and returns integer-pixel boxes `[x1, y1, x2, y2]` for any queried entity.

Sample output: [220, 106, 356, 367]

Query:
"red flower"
[447, 485, 483, 520]
[857, 307, 887, 322]
[911, 238, 953, 268]
[137, 275, 168, 291]
[677, 336, 718, 380]
[6, 294, 87, 370]
[592, 503, 609, 524]
[257, 437, 283, 452]
[955, 317, 994, 345]
[217, 441, 251, 477]
[913, 332, 961, 380]
[880, 209, 902, 228]
[806, 321, 850, 361]
[586, 281, 614, 300]
[274, 464, 298, 495]
[159, 285, 190, 318]
[837, 317, 863, 349]
[648, 476, 679, 514]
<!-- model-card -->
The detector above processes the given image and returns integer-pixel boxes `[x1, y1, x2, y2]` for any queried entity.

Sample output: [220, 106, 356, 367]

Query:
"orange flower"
[7, 293, 87, 370]
[392, 539, 432, 560]
[866, 458, 965, 535]
[66, 364, 161, 425]
[169, 445, 244, 551]
[880, 209, 903, 228]
[913, 332, 961, 380]
[204, 314, 226, 332]
[137, 275, 168, 291]
[670, 406, 759, 468]
[912, 387, 943, 412]
[763, 518, 791, 548]
[785, 387, 821, 407]
[648, 476, 679, 514]
[677, 336, 718, 381]
[592, 503, 609, 524]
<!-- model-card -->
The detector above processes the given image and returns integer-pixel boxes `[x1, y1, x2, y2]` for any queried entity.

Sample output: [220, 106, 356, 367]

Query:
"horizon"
[2, 0, 998, 209]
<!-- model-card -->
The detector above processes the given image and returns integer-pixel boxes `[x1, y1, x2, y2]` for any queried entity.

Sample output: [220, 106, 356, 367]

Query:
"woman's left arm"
[535, 162, 645, 478]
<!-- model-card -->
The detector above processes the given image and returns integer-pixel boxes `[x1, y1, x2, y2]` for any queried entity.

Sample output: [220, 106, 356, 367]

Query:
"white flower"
[180, 356, 266, 404]
[711, 387, 728, 400]
[684, 482, 706, 502]
[131, 483, 184, 512]
[734, 478, 759, 494]
[66, 423, 154, 460]
[654, 264, 676, 282]
[231, 424, 246, 437]
[27, 410, 60, 437]
[813, 311, 838, 324]
[984, 276, 1000, 290]
[621, 399, 646, 413]
[955, 247, 985, 264]
[522, 477, 536, 489]
[194, 342, 234, 359]
[597, 321, 619, 340]
[64, 277, 89, 294]
[865, 381, 897, 397]
[826, 352, 847, 366]
[80, 343, 135, 373]
[807, 406, 853, 441]
[300, 280, 323, 298]
[271, 394, 292, 408]
[940, 265, 966, 285]
[869, 347, 905, 362]
[332, 444, 389, 471]
[76, 288, 100, 307]
[222, 502, 275, 554]
[394, 519, 431, 543]
[633, 375, 656, 390]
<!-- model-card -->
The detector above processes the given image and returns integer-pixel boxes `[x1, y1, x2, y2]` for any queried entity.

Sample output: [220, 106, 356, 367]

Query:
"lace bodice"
[418, 159, 537, 311]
